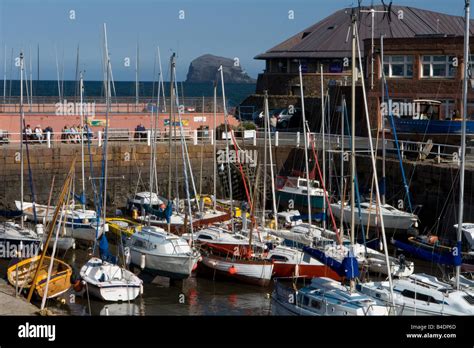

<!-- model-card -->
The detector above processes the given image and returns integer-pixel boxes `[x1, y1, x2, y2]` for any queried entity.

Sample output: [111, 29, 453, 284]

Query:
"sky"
[0, 0, 468, 81]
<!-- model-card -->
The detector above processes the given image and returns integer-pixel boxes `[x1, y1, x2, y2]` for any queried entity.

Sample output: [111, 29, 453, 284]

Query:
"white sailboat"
[80, 27, 146, 303]
[272, 277, 389, 316]
[330, 201, 418, 231]
[1, 51, 41, 255]
[127, 225, 201, 279]
[80, 257, 143, 302]
[358, 273, 474, 315]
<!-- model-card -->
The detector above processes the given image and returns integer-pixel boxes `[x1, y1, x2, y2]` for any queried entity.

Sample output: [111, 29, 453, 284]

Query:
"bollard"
[275, 131, 279, 147]
[46, 131, 51, 148]
[253, 130, 257, 146]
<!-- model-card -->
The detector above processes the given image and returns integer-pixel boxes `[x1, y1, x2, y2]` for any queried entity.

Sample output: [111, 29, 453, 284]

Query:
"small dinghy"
[7, 255, 72, 299]
[80, 257, 143, 302]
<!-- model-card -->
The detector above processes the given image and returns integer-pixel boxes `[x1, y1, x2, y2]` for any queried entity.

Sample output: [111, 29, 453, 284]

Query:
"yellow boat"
[7, 256, 72, 299]
[106, 217, 142, 238]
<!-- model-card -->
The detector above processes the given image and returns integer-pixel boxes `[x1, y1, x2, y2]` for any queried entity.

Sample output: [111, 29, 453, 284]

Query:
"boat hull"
[272, 262, 341, 280]
[84, 282, 142, 302]
[330, 204, 416, 230]
[130, 250, 199, 280]
[277, 191, 325, 211]
[199, 255, 273, 287]
[393, 118, 474, 144]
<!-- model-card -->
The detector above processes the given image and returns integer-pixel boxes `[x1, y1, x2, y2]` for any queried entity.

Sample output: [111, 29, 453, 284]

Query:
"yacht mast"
[298, 62, 312, 227]
[80, 72, 85, 212]
[381, 35, 386, 205]
[264, 91, 278, 230]
[213, 81, 217, 212]
[320, 64, 326, 231]
[219, 65, 235, 233]
[350, 14, 356, 247]
[456, 0, 470, 289]
[19, 51, 24, 228]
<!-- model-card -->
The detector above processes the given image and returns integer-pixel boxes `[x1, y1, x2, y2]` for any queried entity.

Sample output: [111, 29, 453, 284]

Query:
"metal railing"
[0, 129, 471, 166]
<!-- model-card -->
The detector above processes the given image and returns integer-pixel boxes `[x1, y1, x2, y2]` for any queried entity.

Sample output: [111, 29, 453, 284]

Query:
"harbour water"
[0, 244, 272, 316]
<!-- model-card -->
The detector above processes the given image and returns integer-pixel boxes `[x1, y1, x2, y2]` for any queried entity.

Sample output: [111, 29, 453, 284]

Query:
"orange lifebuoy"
[228, 265, 237, 275]
[428, 236, 439, 244]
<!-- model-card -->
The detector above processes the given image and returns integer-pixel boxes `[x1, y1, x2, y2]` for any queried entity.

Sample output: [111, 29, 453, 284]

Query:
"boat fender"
[73, 280, 83, 292]
[192, 263, 198, 272]
[124, 247, 131, 265]
[104, 223, 109, 233]
[140, 254, 146, 269]
[35, 224, 44, 236]
[228, 265, 237, 275]
[139, 284, 144, 295]
[72, 241, 76, 250]
[132, 208, 139, 220]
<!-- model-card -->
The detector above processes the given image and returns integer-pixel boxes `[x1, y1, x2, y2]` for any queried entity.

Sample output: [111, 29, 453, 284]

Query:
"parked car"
[253, 108, 285, 127]
[276, 107, 302, 130]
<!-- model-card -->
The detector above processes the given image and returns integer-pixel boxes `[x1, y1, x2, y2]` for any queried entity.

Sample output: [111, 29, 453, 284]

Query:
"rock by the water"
[186, 54, 256, 83]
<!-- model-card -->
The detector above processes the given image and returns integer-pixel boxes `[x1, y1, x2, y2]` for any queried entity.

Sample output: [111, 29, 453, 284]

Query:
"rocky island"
[186, 54, 256, 83]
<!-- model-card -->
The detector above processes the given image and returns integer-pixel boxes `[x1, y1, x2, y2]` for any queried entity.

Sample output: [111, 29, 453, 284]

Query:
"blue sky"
[0, 0, 467, 81]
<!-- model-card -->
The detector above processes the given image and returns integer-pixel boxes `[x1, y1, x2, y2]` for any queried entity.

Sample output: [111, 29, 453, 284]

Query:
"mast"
[320, 64, 326, 231]
[262, 92, 268, 228]
[158, 47, 166, 113]
[264, 91, 278, 230]
[3, 45, 6, 107]
[350, 14, 356, 247]
[37, 44, 39, 84]
[219, 65, 235, 233]
[167, 53, 175, 232]
[340, 97, 346, 237]
[19, 51, 24, 228]
[102, 23, 111, 223]
[354, 17, 395, 308]
[213, 81, 217, 211]
[55, 46, 61, 103]
[29, 46, 32, 111]
[80, 72, 85, 212]
[135, 40, 139, 111]
[298, 62, 312, 227]
[381, 35, 386, 205]
[456, 0, 470, 289]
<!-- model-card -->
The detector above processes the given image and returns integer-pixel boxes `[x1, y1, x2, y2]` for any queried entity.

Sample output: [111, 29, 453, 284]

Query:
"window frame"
[382, 55, 414, 78]
[421, 55, 456, 78]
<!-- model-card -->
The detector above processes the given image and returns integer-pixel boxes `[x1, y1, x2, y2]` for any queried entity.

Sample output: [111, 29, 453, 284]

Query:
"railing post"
[193, 129, 198, 145]
[437, 145, 441, 164]
[147, 130, 151, 146]
[275, 131, 279, 147]
[401, 141, 404, 159]
[307, 132, 311, 148]
[98, 131, 102, 147]
[46, 131, 51, 148]
[210, 129, 214, 145]
[296, 131, 300, 147]
[253, 130, 257, 146]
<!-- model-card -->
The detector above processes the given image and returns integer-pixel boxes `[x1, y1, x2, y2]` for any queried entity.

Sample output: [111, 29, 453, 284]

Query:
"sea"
[0, 80, 256, 106]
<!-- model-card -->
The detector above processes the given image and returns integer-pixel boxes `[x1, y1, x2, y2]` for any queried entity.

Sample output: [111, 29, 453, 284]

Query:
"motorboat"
[80, 257, 143, 302]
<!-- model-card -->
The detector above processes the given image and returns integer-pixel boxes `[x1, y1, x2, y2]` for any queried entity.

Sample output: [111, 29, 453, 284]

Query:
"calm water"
[0, 245, 271, 316]
[1, 80, 256, 106]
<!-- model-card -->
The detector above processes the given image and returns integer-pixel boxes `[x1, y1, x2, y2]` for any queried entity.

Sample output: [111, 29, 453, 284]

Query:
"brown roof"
[255, 5, 474, 60]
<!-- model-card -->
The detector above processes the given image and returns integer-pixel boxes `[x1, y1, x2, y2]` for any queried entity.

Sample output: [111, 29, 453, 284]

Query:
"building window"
[421, 55, 456, 78]
[383, 55, 413, 78]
